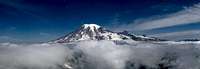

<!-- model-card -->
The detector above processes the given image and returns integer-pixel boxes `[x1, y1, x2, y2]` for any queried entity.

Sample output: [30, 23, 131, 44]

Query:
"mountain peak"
[53, 23, 161, 43]
[82, 24, 101, 29]
[54, 24, 132, 43]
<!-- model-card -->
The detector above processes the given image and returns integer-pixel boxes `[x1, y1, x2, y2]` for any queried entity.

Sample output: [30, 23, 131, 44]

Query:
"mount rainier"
[54, 24, 164, 43]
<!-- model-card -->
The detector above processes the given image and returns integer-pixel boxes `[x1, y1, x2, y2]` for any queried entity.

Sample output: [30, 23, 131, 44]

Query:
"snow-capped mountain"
[54, 24, 162, 43]
[118, 31, 166, 41]
[54, 24, 131, 43]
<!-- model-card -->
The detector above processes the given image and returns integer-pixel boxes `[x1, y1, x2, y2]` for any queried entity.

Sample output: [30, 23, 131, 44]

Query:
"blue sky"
[0, 0, 200, 42]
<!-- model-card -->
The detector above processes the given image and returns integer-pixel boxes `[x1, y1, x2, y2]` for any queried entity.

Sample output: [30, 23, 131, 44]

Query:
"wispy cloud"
[150, 30, 200, 40]
[113, 3, 200, 31]
[0, 36, 22, 42]
[39, 32, 51, 36]
[134, 5, 200, 31]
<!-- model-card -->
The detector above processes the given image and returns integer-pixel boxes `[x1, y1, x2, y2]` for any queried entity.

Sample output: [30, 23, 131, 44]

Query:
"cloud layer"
[0, 41, 200, 69]
[0, 43, 70, 69]
[66, 41, 200, 69]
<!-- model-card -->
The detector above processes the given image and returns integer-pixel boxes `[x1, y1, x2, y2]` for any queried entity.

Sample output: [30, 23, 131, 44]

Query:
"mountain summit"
[81, 24, 101, 31]
[54, 24, 132, 43]
[54, 24, 163, 43]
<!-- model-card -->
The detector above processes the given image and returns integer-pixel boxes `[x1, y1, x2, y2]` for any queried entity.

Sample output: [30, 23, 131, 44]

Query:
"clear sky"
[0, 0, 200, 42]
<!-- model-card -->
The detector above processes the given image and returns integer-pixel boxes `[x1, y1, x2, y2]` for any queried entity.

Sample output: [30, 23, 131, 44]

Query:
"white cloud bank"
[67, 41, 200, 69]
[0, 41, 200, 69]
[0, 43, 70, 69]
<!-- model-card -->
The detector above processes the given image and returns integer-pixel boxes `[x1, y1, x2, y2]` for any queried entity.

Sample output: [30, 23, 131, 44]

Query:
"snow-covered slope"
[54, 24, 131, 43]
[118, 31, 165, 41]
[53, 24, 164, 43]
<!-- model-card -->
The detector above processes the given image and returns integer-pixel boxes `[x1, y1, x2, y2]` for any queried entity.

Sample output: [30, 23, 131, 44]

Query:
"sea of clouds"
[0, 41, 200, 69]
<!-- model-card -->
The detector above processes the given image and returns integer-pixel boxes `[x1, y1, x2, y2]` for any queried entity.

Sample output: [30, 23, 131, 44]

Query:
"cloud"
[7, 26, 17, 31]
[149, 30, 200, 40]
[39, 32, 51, 36]
[0, 36, 22, 42]
[65, 40, 200, 69]
[0, 43, 70, 69]
[0, 41, 200, 69]
[0, 36, 13, 40]
[112, 3, 200, 31]
[73, 41, 131, 69]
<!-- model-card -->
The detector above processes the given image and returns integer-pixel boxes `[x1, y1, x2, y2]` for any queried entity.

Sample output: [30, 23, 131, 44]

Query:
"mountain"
[119, 31, 167, 41]
[53, 24, 163, 43]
